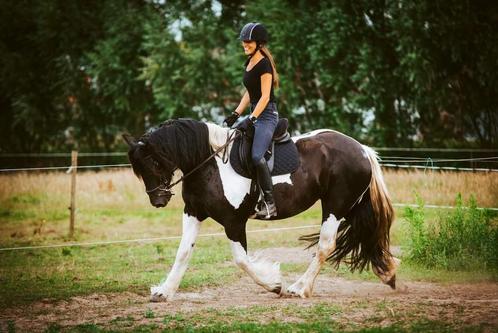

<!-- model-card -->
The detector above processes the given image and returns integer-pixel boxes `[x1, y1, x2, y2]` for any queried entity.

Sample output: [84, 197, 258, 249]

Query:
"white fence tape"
[1, 202, 497, 252]
[0, 225, 320, 252]
[0, 164, 131, 172]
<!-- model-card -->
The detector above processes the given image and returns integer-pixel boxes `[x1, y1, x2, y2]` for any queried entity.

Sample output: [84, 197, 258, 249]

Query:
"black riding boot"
[254, 157, 277, 219]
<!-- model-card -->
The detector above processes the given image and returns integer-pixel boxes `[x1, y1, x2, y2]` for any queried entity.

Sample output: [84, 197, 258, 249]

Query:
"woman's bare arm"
[234, 91, 250, 115]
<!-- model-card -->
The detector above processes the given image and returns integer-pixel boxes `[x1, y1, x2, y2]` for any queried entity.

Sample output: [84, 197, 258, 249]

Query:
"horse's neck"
[205, 122, 232, 150]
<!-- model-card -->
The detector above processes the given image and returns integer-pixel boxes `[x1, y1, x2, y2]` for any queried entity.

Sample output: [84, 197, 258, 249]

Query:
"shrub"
[404, 194, 498, 270]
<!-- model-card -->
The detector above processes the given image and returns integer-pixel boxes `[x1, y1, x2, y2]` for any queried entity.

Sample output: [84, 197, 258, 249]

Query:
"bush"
[404, 194, 498, 270]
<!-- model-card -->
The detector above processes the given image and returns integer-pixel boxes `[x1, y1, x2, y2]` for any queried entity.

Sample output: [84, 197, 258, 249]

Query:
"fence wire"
[1, 202, 497, 252]
[0, 160, 498, 173]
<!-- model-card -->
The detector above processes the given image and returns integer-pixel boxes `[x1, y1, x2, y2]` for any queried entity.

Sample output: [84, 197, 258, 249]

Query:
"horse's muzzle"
[149, 190, 173, 208]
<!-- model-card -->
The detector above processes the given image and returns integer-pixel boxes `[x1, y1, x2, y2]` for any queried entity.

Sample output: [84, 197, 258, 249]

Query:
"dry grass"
[0, 169, 181, 210]
[1, 168, 496, 208]
[0, 168, 496, 247]
[385, 169, 498, 207]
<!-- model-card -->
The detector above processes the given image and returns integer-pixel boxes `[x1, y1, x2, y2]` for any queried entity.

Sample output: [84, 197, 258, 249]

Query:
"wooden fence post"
[69, 150, 78, 237]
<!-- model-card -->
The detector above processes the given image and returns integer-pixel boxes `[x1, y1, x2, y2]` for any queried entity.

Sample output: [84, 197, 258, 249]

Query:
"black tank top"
[243, 57, 275, 104]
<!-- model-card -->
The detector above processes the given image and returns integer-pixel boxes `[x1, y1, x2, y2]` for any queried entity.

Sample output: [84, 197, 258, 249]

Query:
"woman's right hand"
[223, 112, 240, 127]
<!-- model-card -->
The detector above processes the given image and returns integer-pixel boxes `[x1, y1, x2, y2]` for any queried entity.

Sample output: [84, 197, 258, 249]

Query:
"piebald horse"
[124, 119, 398, 300]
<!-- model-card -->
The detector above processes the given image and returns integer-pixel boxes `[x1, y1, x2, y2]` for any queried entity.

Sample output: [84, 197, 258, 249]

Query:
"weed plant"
[404, 194, 498, 270]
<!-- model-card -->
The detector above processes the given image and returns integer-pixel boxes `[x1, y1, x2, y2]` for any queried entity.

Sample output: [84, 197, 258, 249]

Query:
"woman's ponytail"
[260, 46, 279, 88]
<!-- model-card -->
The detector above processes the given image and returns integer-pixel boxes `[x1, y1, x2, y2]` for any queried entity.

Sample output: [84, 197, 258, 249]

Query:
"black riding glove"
[223, 112, 240, 127]
[237, 115, 257, 131]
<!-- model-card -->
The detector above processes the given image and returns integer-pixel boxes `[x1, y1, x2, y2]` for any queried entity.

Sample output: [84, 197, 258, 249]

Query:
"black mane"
[143, 119, 212, 173]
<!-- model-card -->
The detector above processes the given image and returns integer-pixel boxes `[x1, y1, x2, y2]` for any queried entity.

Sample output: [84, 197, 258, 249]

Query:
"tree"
[1, 0, 496, 154]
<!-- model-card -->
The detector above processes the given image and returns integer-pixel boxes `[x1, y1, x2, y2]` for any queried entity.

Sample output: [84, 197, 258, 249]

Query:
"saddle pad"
[229, 136, 300, 179]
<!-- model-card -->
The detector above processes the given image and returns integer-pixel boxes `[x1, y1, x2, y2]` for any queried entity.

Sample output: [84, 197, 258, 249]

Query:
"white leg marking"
[230, 241, 282, 293]
[150, 213, 201, 301]
[287, 214, 340, 298]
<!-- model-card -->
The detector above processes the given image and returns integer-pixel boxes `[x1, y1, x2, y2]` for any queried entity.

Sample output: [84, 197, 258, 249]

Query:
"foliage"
[403, 194, 498, 270]
[1, 0, 497, 153]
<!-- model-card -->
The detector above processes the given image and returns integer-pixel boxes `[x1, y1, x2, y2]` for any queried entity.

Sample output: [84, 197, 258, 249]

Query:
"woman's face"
[242, 40, 257, 55]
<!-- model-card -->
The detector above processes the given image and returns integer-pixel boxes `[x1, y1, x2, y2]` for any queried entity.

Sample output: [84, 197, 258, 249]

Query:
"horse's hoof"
[150, 293, 167, 302]
[271, 285, 281, 294]
[149, 290, 173, 303]
[287, 290, 309, 298]
[386, 274, 396, 289]
[286, 284, 310, 298]
[150, 292, 171, 302]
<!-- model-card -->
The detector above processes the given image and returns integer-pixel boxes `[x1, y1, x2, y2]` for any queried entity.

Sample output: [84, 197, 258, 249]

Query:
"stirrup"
[255, 200, 277, 219]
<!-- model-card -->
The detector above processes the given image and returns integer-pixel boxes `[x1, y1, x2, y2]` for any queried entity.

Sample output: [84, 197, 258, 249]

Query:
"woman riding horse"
[123, 23, 399, 302]
[224, 22, 279, 219]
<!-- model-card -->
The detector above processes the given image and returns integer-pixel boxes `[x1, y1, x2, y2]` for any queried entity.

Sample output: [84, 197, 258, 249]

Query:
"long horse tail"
[299, 145, 397, 287]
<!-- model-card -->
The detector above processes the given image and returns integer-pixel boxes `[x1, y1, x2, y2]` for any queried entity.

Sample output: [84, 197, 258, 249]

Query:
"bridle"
[144, 129, 241, 198]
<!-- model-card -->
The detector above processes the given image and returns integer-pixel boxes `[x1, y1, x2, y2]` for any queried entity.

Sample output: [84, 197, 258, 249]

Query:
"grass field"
[0, 169, 497, 332]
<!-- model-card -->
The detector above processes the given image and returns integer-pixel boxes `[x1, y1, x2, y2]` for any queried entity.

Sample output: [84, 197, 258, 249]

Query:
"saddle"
[230, 118, 300, 179]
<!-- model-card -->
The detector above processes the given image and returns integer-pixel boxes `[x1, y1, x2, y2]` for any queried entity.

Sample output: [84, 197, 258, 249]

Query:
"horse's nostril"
[152, 200, 167, 208]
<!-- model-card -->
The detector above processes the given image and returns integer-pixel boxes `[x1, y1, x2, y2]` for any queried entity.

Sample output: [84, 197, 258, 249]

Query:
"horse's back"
[293, 129, 371, 173]
[292, 129, 372, 214]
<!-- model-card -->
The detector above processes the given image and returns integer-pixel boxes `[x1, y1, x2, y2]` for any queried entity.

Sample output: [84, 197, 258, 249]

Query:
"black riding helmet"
[239, 22, 269, 44]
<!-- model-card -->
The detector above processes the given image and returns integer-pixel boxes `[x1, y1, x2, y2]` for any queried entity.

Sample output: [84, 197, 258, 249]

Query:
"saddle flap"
[230, 131, 299, 179]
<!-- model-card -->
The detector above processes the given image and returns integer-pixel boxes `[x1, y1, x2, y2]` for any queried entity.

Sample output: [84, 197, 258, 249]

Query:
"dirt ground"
[2, 247, 498, 332]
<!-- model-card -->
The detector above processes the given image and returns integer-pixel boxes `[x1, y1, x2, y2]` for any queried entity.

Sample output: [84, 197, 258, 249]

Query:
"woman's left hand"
[237, 116, 257, 131]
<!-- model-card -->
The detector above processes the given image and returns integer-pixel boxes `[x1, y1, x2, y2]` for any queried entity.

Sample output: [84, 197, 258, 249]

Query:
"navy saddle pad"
[229, 130, 300, 179]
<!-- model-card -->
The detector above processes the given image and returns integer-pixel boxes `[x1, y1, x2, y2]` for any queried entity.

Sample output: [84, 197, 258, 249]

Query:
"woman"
[224, 22, 280, 219]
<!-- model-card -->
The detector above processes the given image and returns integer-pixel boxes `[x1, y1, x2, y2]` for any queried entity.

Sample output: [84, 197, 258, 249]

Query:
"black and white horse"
[124, 119, 398, 300]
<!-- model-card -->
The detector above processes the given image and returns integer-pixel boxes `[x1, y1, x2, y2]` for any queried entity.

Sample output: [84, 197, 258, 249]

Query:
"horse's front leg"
[150, 213, 201, 301]
[225, 223, 282, 294]
[287, 213, 340, 298]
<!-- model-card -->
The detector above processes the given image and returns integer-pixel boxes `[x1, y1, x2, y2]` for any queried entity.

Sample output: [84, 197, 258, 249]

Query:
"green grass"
[403, 194, 498, 271]
[1, 173, 498, 324]
[0, 193, 64, 223]
[1, 202, 497, 308]
[0, 238, 238, 308]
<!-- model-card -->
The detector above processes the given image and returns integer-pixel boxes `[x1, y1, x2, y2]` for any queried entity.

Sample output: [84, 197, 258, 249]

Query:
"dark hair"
[141, 119, 212, 172]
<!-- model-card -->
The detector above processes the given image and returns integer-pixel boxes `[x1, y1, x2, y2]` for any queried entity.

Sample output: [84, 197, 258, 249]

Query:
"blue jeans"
[251, 102, 279, 164]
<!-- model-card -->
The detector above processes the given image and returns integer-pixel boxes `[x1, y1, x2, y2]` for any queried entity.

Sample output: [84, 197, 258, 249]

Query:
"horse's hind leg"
[372, 256, 401, 289]
[286, 213, 340, 298]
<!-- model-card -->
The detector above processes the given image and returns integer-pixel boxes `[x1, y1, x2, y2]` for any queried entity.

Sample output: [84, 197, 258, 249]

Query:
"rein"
[148, 129, 241, 195]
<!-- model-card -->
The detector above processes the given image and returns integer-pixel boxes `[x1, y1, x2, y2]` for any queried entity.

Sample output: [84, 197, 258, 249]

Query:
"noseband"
[145, 172, 175, 201]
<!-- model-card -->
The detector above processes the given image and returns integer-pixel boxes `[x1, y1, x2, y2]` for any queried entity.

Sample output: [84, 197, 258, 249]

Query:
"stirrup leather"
[255, 199, 277, 219]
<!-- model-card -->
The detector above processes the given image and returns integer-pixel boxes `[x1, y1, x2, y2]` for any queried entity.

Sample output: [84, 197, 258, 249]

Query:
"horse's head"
[123, 133, 176, 208]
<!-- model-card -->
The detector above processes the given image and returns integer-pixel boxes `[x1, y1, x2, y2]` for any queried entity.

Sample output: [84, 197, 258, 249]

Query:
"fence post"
[69, 150, 78, 237]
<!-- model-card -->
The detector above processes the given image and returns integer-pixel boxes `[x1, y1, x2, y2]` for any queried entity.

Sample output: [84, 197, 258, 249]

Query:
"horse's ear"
[122, 133, 137, 147]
